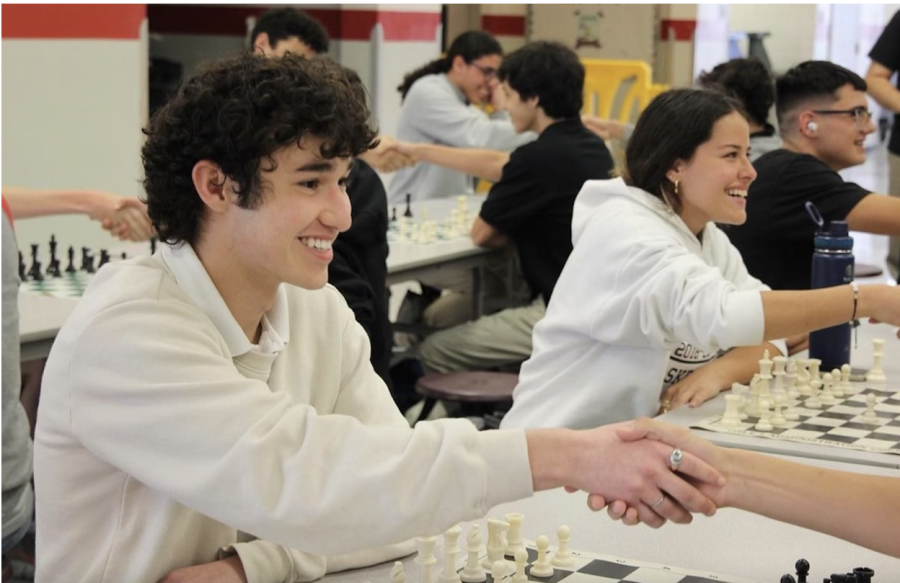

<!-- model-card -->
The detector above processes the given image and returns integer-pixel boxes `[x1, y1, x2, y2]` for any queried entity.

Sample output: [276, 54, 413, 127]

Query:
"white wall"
[2, 34, 149, 253]
[728, 4, 817, 74]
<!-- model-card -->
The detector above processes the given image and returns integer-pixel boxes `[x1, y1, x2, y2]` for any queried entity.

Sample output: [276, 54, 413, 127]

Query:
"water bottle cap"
[827, 220, 849, 237]
[815, 223, 853, 250]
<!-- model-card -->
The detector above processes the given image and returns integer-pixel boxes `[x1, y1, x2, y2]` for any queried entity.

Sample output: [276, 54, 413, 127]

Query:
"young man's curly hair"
[142, 53, 378, 245]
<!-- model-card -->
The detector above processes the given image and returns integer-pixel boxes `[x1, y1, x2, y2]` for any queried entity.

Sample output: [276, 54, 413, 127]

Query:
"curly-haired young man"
[33, 53, 722, 583]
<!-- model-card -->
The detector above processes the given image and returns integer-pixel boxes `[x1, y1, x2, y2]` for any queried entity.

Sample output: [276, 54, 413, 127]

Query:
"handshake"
[359, 137, 419, 173]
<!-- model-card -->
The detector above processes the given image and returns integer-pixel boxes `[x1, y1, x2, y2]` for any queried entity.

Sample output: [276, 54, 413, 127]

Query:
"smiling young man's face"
[223, 136, 352, 293]
[805, 84, 876, 172]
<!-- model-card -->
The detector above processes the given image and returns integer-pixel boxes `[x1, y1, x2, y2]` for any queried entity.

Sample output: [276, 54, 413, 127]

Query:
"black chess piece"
[49, 234, 57, 263]
[391, 207, 397, 222]
[403, 193, 413, 218]
[121, 252, 127, 260]
[81, 247, 91, 272]
[853, 567, 874, 583]
[98, 249, 110, 268]
[796, 558, 810, 583]
[85, 254, 96, 274]
[27, 244, 44, 282]
[65, 246, 76, 273]
[47, 258, 61, 278]
[780, 575, 796, 583]
[18, 250, 26, 281]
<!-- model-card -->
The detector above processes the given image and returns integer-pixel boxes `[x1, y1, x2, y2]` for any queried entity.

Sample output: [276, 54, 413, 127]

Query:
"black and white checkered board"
[481, 544, 762, 583]
[21, 271, 94, 298]
[693, 385, 900, 455]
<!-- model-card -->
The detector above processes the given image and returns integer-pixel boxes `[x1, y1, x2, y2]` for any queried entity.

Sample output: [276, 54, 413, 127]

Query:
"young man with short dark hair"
[33, 52, 721, 583]
[392, 41, 614, 374]
[250, 7, 329, 58]
[727, 60, 900, 291]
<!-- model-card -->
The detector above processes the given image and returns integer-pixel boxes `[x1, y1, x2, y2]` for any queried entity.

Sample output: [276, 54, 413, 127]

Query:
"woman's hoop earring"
[673, 180, 679, 197]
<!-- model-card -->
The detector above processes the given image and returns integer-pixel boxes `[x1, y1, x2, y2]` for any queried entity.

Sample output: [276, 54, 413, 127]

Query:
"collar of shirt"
[159, 242, 290, 357]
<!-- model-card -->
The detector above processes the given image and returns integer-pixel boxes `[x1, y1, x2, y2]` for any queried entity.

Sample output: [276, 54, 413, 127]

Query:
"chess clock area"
[660, 322, 900, 469]
[316, 472, 900, 583]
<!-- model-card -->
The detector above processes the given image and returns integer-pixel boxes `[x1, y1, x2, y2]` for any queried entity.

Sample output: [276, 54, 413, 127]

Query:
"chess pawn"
[551, 525, 574, 567]
[807, 358, 821, 384]
[804, 379, 822, 409]
[770, 396, 787, 427]
[504, 513, 524, 556]
[511, 548, 528, 583]
[782, 395, 800, 421]
[490, 561, 507, 583]
[829, 368, 844, 398]
[819, 372, 836, 405]
[861, 393, 879, 424]
[460, 525, 486, 583]
[720, 394, 743, 427]
[528, 536, 554, 578]
[754, 398, 773, 431]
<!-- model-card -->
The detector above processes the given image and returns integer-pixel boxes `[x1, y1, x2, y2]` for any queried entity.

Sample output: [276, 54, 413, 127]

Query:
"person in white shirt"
[388, 31, 535, 205]
[33, 54, 726, 583]
[502, 88, 900, 431]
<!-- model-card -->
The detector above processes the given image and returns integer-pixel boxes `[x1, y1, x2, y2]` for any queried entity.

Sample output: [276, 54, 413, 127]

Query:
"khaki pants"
[889, 152, 900, 281]
[418, 296, 545, 374]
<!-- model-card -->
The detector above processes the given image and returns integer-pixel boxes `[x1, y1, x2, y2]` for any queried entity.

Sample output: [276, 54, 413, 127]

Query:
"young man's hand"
[158, 555, 247, 583]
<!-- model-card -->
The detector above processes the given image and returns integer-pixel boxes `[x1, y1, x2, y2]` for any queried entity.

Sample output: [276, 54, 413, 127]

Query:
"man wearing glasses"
[726, 60, 900, 292]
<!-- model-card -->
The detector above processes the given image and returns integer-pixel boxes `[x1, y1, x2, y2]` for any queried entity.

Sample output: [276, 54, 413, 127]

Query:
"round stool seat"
[415, 371, 518, 403]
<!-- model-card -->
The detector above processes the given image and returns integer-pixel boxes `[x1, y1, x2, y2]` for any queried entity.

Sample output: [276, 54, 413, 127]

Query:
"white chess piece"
[795, 358, 811, 396]
[730, 383, 749, 420]
[511, 549, 529, 583]
[720, 394, 743, 427]
[529, 535, 554, 578]
[416, 536, 438, 583]
[551, 525, 574, 567]
[393, 562, 407, 583]
[440, 525, 463, 583]
[830, 368, 844, 398]
[482, 519, 509, 572]
[804, 379, 822, 409]
[460, 525, 486, 583]
[840, 364, 854, 395]
[491, 561, 507, 583]
[867, 339, 886, 382]
[771, 396, 787, 427]
[820, 372, 836, 405]
[754, 398, 773, 431]
[807, 358, 821, 384]
[504, 513, 524, 556]
[862, 393, 880, 424]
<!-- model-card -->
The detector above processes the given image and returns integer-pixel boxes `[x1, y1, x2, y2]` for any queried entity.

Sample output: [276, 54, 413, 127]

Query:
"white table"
[318, 454, 900, 583]
[18, 196, 500, 360]
[660, 321, 900, 468]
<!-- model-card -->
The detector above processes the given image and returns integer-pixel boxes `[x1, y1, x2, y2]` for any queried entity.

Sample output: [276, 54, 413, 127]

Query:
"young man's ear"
[252, 32, 272, 56]
[192, 161, 233, 213]
[451, 55, 468, 75]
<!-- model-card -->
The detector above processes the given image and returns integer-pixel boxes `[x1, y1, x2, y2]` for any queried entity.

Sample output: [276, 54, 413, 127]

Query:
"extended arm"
[865, 61, 900, 112]
[395, 142, 509, 183]
[3, 186, 153, 241]
[618, 419, 900, 558]
[844, 193, 900, 235]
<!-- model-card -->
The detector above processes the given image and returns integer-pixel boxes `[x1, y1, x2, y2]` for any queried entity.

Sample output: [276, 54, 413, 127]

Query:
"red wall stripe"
[2, 4, 145, 40]
[481, 15, 526, 38]
[659, 19, 697, 42]
[146, 5, 439, 42]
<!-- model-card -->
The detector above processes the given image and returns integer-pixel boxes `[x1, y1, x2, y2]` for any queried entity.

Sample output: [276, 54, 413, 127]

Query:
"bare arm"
[845, 193, 900, 235]
[470, 215, 510, 248]
[3, 186, 154, 241]
[866, 61, 900, 112]
[663, 342, 783, 410]
[617, 419, 900, 558]
[761, 284, 900, 341]
[395, 142, 510, 183]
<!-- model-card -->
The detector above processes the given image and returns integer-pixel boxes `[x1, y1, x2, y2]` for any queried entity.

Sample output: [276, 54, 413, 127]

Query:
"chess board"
[479, 542, 763, 583]
[693, 385, 900, 455]
[21, 271, 94, 298]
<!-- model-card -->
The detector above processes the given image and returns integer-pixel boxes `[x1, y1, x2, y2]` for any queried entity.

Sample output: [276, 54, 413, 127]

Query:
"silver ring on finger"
[650, 495, 665, 509]
[669, 448, 683, 472]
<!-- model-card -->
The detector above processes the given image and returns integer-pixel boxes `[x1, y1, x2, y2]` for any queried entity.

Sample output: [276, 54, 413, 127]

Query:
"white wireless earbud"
[807, 121, 818, 132]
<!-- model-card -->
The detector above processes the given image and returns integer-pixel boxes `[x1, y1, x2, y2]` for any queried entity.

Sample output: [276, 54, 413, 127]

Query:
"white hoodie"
[501, 178, 785, 430]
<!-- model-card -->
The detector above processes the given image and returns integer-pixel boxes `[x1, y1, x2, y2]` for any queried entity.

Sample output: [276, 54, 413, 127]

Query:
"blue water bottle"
[807, 204, 854, 371]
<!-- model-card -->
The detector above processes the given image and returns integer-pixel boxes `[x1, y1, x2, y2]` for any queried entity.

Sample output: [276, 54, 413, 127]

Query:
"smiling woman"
[501, 88, 900, 432]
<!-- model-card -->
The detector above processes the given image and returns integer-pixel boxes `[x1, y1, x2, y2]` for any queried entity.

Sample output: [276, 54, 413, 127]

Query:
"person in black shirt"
[866, 10, 900, 281]
[727, 61, 900, 293]
[390, 41, 614, 373]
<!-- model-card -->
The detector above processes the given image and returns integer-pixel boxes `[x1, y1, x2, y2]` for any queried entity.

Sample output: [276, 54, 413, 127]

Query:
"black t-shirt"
[479, 118, 613, 302]
[328, 159, 393, 390]
[725, 149, 869, 290]
[869, 10, 900, 155]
